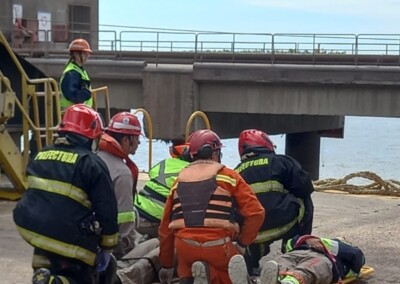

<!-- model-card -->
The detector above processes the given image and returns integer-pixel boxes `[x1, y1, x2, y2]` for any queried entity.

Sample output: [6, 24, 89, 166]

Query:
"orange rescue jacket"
[158, 160, 265, 268]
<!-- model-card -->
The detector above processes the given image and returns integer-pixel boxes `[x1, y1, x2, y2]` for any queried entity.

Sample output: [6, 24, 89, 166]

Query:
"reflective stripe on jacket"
[235, 154, 311, 244]
[60, 62, 92, 110]
[158, 160, 265, 268]
[255, 198, 304, 244]
[169, 160, 237, 231]
[13, 144, 119, 266]
[135, 157, 189, 222]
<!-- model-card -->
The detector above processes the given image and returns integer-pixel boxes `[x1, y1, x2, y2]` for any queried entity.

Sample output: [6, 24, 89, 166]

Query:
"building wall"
[0, 0, 98, 49]
[0, 1, 13, 40]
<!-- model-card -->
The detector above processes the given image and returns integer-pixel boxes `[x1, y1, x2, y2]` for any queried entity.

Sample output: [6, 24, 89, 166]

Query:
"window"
[68, 5, 91, 42]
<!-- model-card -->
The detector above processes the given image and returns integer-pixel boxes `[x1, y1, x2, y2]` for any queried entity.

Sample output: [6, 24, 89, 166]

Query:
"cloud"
[246, 0, 400, 18]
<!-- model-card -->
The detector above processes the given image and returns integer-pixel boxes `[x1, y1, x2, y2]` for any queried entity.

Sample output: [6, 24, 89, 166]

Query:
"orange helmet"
[106, 112, 141, 136]
[69, 38, 92, 53]
[238, 129, 275, 156]
[59, 104, 104, 139]
[188, 129, 222, 157]
[169, 143, 190, 158]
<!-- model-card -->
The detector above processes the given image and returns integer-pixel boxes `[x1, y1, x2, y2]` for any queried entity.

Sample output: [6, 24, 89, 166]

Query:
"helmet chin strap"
[73, 52, 83, 66]
[213, 150, 222, 163]
[91, 138, 99, 153]
[79, 52, 84, 65]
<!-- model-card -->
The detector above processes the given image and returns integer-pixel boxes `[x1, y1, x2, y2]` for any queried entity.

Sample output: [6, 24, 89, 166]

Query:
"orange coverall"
[159, 166, 265, 283]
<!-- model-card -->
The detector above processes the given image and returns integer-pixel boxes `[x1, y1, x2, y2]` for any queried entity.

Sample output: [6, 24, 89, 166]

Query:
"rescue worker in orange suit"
[13, 104, 119, 284]
[235, 129, 314, 276]
[158, 129, 265, 284]
[98, 112, 162, 284]
[60, 38, 93, 112]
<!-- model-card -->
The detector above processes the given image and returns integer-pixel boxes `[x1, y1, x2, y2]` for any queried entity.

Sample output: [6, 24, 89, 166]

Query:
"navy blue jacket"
[60, 61, 91, 103]
[235, 150, 314, 236]
[13, 141, 119, 266]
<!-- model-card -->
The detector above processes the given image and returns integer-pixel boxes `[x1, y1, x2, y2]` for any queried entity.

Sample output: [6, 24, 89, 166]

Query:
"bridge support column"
[285, 131, 320, 180]
[143, 66, 197, 140]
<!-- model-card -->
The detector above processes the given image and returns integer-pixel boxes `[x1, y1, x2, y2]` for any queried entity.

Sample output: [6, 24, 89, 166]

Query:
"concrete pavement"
[1, 180, 399, 284]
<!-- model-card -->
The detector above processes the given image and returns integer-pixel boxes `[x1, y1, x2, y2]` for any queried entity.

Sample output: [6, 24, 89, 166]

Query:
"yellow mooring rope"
[313, 171, 400, 197]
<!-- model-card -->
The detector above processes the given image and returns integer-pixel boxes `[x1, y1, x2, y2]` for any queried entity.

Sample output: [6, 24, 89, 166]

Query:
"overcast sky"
[99, 0, 400, 34]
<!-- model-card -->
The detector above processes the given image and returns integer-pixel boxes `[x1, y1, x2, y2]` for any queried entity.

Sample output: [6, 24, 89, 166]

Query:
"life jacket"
[169, 160, 236, 231]
[135, 157, 189, 222]
[99, 133, 139, 224]
[60, 61, 93, 110]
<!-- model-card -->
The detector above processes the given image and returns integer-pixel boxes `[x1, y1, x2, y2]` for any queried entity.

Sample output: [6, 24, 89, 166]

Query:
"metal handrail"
[91, 86, 110, 125]
[185, 111, 211, 142]
[0, 31, 61, 166]
[119, 30, 197, 52]
[6, 28, 400, 61]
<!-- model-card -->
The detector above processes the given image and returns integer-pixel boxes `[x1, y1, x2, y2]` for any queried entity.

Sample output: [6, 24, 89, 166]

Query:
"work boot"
[228, 254, 251, 284]
[191, 261, 210, 284]
[32, 268, 51, 284]
[260, 260, 279, 284]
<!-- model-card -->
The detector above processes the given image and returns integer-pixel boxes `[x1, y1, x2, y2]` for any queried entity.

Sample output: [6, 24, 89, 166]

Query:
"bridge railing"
[195, 32, 273, 53]
[272, 34, 358, 54]
[119, 31, 197, 52]
[4, 28, 400, 63]
[357, 34, 400, 55]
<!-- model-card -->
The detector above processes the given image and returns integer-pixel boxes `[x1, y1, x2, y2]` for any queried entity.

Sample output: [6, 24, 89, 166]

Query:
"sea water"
[131, 116, 400, 181]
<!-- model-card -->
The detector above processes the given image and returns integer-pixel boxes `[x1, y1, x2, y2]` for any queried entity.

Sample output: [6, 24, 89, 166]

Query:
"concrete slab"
[1, 180, 399, 283]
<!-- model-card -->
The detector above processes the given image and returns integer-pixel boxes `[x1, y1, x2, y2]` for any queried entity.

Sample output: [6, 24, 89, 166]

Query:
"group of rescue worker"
[12, 38, 366, 284]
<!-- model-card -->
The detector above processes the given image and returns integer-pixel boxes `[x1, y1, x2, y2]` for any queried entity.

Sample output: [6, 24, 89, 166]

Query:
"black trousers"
[33, 248, 97, 284]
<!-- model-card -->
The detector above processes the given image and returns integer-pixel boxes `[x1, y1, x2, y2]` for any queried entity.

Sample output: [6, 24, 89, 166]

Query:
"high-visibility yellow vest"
[135, 158, 189, 222]
[60, 62, 93, 110]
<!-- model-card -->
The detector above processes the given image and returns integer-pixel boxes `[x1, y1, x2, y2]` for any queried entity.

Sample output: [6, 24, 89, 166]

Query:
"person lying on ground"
[259, 235, 366, 284]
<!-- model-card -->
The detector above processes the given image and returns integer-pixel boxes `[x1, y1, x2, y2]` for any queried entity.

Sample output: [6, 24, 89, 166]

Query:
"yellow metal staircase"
[0, 74, 25, 199]
[0, 31, 61, 199]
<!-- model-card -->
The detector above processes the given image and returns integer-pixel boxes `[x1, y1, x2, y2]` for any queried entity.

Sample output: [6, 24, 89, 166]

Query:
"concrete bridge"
[27, 56, 400, 179]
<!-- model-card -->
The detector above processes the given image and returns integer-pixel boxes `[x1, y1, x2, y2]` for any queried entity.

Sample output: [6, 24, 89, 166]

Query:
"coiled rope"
[313, 171, 400, 197]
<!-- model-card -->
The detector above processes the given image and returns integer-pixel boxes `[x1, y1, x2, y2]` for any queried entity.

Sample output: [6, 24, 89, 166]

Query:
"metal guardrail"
[3, 28, 400, 64]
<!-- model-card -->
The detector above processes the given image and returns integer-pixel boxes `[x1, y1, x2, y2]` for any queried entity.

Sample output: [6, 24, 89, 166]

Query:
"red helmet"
[238, 129, 275, 156]
[188, 130, 222, 156]
[106, 112, 141, 136]
[69, 38, 92, 53]
[169, 143, 190, 158]
[59, 104, 104, 139]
